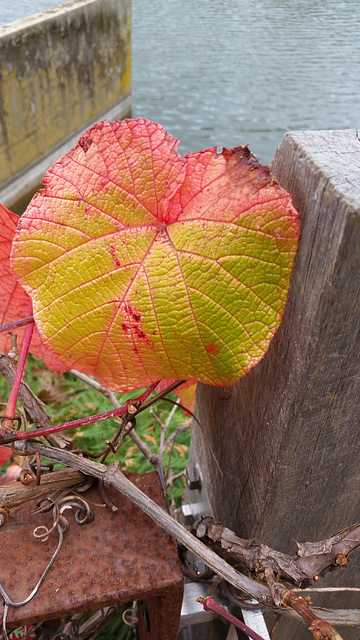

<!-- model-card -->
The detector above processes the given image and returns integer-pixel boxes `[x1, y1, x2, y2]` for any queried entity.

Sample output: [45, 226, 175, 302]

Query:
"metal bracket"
[180, 445, 270, 639]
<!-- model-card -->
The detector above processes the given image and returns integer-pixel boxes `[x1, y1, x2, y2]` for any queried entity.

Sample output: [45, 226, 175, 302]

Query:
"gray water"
[0, 0, 62, 25]
[1, 0, 360, 163]
[132, 0, 360, 162]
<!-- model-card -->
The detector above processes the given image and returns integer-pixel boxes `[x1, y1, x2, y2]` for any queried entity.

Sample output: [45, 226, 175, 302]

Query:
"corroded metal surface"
[138, 591, 185, 640]
[0, 472, 183, 639]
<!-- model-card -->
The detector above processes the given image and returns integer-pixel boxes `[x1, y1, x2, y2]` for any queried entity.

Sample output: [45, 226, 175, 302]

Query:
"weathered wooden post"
[192, 130, 360, 638]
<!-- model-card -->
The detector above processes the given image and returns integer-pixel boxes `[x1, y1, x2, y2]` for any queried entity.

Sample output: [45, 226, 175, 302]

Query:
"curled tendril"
[52, 618, 79, 640]
[19, 468, 37, 485]
[0, 403, 25, 435]
[58, 494, 95, 525]
[0, 492, 96, 639]
[33, 499, 61, 542]
[122, 602, 139, 627]
[33, 494, 95, 542]
[0, 524, 64, 640]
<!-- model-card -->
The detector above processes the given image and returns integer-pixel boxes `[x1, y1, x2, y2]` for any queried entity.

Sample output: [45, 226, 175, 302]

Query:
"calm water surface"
[1, 0, 360, 163]
[132, 0, 360, 161]
[0, 0, 61, 25]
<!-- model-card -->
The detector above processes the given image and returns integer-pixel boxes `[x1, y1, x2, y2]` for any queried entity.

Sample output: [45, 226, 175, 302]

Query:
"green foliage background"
[0, 355, 190, 506]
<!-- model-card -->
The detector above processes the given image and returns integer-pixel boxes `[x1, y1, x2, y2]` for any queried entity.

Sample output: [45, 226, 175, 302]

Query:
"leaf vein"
[187, 285, 270, 354]
[164, 229, 221, 379]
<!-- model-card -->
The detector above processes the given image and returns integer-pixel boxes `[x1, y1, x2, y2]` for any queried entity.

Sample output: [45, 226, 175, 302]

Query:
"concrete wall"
[0, 0, 131, 208]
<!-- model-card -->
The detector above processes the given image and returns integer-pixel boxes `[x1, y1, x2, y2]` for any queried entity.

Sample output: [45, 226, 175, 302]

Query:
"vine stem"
[0, 316, 34, 334]
[0, 380, 187, 444]
[2, 303, 34, 429]
[0, 380, 160, 442]
[197, 597, 266, 640]
[7, 439, 360, 628]
[12, 439, 271, 604]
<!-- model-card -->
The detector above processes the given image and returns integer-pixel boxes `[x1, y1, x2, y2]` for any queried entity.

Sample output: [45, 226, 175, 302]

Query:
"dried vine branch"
[193, 516, 360, 638]
[1, 359, 359, 636]
[7, 440, 360, 632]
[0, 467, 86, 514]
[12, 439, 271, 603]
[282, 591, 342, 640]
[264, 567, 343, 640]
[193, 517, 360, 588]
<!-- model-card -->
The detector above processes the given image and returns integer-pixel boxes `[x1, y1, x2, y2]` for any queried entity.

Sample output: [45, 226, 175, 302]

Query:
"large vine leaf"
[0, 203, 64, 371]
[11, 118, 299, 391]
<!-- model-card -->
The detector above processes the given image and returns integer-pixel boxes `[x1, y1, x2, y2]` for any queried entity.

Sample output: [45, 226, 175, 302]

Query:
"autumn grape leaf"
[0, 203, 64, 371]
[11, 118, 299, 391]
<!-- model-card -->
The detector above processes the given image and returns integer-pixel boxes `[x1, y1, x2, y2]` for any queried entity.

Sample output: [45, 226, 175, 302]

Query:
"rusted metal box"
[0, 472, 183, 639]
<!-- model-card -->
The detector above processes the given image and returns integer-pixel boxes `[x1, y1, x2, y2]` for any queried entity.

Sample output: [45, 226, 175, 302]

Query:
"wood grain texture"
[192, 130, 360, 638]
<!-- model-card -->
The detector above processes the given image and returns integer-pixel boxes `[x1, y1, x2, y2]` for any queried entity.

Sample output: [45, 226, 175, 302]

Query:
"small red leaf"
[155, 379, 196, 414]
[0, 445, 12, 466]
[176, 382, 197, 415]
[0, 203, 64, 371]
[0, 203, 29, 354]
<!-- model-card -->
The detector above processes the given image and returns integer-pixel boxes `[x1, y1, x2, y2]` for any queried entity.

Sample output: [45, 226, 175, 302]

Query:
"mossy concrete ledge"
[0, 0, 131, 208]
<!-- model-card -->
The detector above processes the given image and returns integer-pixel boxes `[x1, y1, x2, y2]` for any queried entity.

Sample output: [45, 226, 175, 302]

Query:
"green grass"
[0, 355, 190, 505]
[96, 613, 136, 640]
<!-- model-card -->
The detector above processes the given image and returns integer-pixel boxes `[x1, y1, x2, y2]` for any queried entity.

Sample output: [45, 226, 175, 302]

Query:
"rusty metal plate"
[0, 471, 183, 637]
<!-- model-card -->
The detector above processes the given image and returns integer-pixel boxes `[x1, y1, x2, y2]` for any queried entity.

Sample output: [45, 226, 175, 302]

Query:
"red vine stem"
[0, 379, 162, 442]
[2, 303, 34, 430]
[197, 597, 266, 640]
[0, 316, 34, 334]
